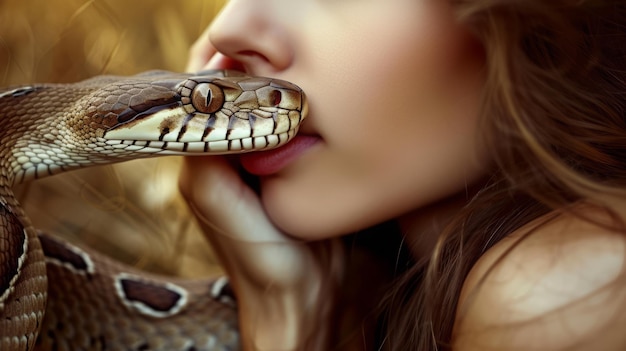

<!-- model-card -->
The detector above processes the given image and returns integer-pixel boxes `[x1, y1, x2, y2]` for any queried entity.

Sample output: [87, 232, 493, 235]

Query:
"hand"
[180, 32, 343, 351]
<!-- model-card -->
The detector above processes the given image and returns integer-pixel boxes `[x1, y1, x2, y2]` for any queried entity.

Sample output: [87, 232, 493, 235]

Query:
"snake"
[0, 69, 308, 351]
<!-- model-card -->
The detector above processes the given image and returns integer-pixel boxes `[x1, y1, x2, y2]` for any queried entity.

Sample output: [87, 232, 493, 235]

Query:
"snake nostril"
[191, 83, 224, 114]
[271, 89, 282, 107]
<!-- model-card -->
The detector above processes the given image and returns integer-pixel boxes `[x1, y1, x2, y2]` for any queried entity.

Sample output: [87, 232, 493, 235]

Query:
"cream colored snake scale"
[0, 70, 308, 351]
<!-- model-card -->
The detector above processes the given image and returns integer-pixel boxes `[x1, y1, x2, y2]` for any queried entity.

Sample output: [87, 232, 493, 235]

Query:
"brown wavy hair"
[381, 0, 626, 349]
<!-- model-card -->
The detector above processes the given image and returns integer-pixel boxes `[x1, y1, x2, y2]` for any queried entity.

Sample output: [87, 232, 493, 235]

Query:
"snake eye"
[191, 83, 224, 113]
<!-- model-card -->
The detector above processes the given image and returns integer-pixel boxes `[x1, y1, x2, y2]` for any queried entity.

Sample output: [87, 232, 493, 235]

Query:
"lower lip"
[239, 135, 321, 176]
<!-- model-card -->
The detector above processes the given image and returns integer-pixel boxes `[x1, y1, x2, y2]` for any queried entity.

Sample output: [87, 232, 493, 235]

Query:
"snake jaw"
[3, 70, 306, 184]
[98, 74, 306, 157]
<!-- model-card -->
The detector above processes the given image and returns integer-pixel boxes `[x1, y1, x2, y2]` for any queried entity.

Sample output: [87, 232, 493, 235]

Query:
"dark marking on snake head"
[115, 273, 189, 318]
[248, 113, 257, 130]
[116, 108, 139, 124]
[92, 83, 181, 129]
[159, 118, 177, 141]
[0, 205, 26, 301]
[38, 233, 94, 275]
[116, 102, 181, 126]
[129, 87, 178, 113]
[201, 114, 217, 140]
[176, 114, 195, 142]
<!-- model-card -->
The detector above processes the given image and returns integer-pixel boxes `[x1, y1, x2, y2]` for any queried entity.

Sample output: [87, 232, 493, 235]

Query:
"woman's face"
[203, 0, 488, 239]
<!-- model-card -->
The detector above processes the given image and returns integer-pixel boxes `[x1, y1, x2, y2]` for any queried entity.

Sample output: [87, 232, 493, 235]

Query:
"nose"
[209, 0, 293, 73]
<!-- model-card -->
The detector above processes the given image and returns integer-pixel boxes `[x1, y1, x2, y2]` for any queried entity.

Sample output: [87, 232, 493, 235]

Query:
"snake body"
[0, 70, 308, 350]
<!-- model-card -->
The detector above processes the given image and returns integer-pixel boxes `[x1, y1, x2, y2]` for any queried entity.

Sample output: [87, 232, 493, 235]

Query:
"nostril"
[238, 50, 270, 64]
[216, 55, 247, 72]
[271, 90, 282, 106]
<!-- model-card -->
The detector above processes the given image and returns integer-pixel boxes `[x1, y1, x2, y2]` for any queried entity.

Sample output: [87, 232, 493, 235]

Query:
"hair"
[380, 0, 626, 349]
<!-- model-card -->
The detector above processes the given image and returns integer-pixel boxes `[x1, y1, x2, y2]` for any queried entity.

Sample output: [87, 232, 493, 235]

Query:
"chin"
[262, 195, 381, 241]
[267, 207, 341, 240]
[258, 171, 392, 240]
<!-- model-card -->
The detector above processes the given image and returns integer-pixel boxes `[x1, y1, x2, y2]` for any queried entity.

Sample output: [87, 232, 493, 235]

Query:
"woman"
[179, 0, 626, 350]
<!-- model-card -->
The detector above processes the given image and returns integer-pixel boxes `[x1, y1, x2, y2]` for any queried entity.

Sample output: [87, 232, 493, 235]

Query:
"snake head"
[79, 70, 308, 159]
[4, 70, 307, 184]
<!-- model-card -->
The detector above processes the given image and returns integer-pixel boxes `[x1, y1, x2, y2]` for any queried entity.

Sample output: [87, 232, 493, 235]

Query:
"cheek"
[259, 3, 488, 239]
[310, 7, 485, 167]
[261, 74, 488, 241]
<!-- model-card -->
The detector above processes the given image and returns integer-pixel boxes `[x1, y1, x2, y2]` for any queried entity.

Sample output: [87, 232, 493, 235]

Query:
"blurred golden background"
[1, 0, 227, 277]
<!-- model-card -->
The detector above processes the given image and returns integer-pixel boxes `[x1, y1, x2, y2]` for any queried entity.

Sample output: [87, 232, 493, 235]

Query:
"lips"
[239, 134, 321, 176]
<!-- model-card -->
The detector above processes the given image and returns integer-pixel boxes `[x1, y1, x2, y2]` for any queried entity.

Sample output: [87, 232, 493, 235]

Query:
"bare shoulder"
[453, 204, 626, 351]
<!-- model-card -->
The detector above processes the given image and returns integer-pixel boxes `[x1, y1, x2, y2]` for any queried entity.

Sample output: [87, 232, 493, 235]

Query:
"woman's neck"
[398, 190, 476, 260]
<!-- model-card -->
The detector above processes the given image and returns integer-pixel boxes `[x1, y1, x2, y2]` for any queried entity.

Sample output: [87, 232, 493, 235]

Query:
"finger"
[179, 156, 313, 286]
[179, 156, 288, 244]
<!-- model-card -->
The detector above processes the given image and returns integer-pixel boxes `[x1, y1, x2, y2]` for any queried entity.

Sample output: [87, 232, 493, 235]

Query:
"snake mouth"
[83, 68, 308, 160]
[101, 82, 308, 156]
[101, 129, 299, 155]
[102, 104, 303, 155]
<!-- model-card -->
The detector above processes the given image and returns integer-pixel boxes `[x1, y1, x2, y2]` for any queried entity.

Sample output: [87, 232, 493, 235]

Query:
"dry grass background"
[1, 0, 228, 277]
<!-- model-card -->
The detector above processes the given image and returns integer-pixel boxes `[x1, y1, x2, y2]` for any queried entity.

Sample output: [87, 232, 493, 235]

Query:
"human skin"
[180, 1, 626, 350]
[180, 0, 486, 349]
[184, 0, 487, 239]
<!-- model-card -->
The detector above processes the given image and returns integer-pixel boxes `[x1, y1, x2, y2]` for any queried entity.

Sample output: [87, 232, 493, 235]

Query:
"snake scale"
[0, 70, 308, 351]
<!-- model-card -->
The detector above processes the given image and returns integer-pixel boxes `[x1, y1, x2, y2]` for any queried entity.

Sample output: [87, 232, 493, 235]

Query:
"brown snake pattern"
[0, 70, 308, 351]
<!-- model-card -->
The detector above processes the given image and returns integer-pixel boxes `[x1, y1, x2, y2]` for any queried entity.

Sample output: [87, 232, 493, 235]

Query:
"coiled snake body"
[0, 70, 308, 351]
